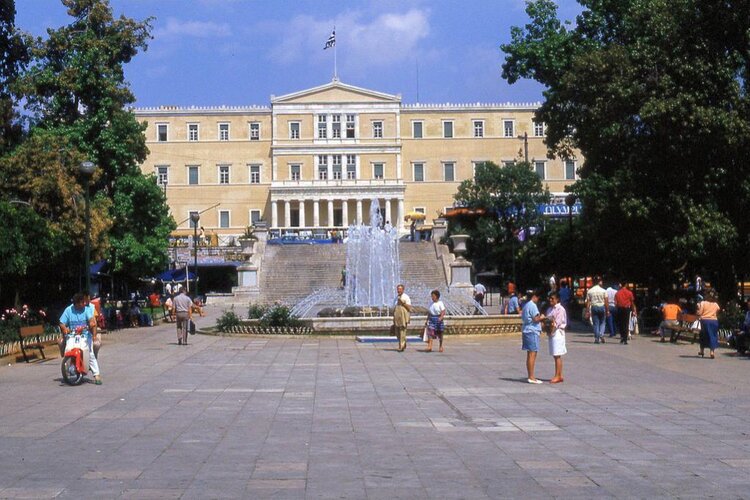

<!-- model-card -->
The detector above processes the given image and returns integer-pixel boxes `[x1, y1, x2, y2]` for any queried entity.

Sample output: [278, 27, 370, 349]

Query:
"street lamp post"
[79, 161, 96, 293]
[190, 212, 200, 298]
[565, 193, 577, 232]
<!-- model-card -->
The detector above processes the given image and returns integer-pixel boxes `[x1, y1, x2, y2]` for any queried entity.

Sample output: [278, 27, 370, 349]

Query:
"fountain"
[344, 198, 400, 307]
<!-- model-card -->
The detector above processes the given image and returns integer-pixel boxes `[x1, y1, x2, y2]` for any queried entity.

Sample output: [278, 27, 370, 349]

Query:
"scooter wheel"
[61, 356, 84, 386]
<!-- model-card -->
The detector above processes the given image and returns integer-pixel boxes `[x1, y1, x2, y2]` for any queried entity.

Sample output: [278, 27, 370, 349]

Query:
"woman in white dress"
[546, 291, 567, 383]
[425, 290, 447, 352]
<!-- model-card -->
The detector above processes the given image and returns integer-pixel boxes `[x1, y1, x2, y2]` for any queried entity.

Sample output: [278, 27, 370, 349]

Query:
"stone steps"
[259, 240, 448, 305]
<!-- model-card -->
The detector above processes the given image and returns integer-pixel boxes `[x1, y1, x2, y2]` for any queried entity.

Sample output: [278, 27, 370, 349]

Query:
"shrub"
[260, 304, 302, 327]
[247, 303, 267, 319]
[0, 306, 50, 343]
[216, 307, 242, 332]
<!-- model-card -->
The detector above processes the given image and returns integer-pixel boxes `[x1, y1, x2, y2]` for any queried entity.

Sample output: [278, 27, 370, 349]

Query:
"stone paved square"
[1, 306, 749, 498]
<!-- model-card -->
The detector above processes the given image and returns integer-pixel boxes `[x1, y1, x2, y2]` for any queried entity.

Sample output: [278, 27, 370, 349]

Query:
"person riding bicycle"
[59, 292, 102, 385]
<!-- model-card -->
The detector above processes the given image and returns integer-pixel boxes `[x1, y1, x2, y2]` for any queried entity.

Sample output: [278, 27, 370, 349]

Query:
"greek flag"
[324, 30, 335, 50]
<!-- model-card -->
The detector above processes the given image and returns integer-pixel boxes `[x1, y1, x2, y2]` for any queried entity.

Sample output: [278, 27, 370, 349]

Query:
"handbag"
[189, 319, 196, 335]
[422, 326, 430, 342]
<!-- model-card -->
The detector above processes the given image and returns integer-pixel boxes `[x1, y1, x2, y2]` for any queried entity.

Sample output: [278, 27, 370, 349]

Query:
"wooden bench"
[664, 313, 701, 344]
[18, 325, 46, 363]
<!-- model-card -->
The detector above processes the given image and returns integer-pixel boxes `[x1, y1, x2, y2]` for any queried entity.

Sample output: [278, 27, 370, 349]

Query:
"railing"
[271, 179, 404, 188]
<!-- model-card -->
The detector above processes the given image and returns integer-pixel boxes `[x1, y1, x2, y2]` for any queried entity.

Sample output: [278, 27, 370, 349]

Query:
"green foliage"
[0, 305, 50, 343]
[719, 301, 744, 331]
[247, 303, 267, 319]
[501, 0, 750, 293]
[452, 161, 550, 273]
[216, 307, 241, 332]
[259, 304, 302, 328]
[0, 0, 30, 155]
[240, 226, 258, 240]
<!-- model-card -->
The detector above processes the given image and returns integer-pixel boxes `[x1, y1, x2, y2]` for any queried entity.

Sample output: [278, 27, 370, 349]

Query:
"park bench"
[664, 313, 701, 344]
[18, 324, 46, 363]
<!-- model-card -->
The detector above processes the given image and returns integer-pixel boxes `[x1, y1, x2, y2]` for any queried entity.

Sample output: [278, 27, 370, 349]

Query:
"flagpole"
[333, 26, 338, 80]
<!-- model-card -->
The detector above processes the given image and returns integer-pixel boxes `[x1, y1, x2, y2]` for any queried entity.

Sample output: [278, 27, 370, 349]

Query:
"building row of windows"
[188, 209, 263, 229]
[153, 116, 546, 142]
[156, 158, 577, 185]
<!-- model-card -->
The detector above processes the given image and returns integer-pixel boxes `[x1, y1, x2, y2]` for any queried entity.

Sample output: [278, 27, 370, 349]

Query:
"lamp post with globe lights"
[190, 212, 200, 298]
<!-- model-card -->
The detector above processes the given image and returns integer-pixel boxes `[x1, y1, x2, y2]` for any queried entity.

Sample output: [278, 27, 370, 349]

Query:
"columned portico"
[269, 180, 406, 233]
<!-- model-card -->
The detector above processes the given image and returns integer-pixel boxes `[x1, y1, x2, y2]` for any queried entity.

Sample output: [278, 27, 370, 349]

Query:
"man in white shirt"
[473, 282, 486, 307]
[605, 282, 618, 337]
[585, 277, 609, 344]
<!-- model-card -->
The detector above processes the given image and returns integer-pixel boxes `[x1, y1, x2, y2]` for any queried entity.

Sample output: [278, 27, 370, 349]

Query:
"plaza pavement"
[1, 304, 749, 499]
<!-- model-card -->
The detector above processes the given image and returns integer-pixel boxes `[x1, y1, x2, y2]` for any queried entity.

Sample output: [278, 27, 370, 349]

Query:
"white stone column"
[397, 199, 405, 232]
[271, 200, 278, 228]
[341, 199, 349, 227]
[356, 199, 363, 225]
[299, 199, 306, 228]
[313, 199, 320, 227]
[284, 200, 291, 228]
[384, 199, 392, 225]
[327, 199, 334, 227]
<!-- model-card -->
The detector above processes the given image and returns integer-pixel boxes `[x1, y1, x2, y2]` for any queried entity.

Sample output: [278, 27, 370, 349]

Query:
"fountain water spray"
[344, 198, 400, 307]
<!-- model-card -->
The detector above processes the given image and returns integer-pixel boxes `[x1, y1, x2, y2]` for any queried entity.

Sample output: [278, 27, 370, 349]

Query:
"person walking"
[546, 291, 567, 383]
[522, 289, 545, 384]
[393, 284, 412, 352]
[697, 289, 721, 359]
[424, 289, 446, 352]
[173, 288, 193, 345]
[614, 281, 637, 345]
[605, 282, 618, 338]
[473, 282, 486, 307]
[585, 277, 608, 343]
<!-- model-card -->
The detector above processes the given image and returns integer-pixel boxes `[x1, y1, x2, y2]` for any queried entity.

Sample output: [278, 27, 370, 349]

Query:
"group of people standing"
[521, 289, 567, 384]
[392, 284, 446, 353]
[585, 277, 638, 344]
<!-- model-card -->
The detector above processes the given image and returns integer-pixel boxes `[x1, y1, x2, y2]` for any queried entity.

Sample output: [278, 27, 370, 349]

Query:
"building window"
[332, 114, 341, 138]
[503, 120, 514, 138]
[346, 154, 357, 179]
[249, 122, 260, 141]
[250, 210, 261, 224]
[534, 121, 545, 137]
[413, 162, 425, 182]
[188, 123, 199, 141]
[414, 207, 426, 215]
[332, 155, 342, 180]
[373, 121, 383, 138]
[219, 165, 230, 184]
[188, 165, 199, 185]
[290, 164, 301, 181]
[317, 115, 327, 139]
[373, 163, 384, 179]
[156, 165, 168, 185]
[189, 211, 199, 229]
[219, 123, 230, 141]
[346, 114, 355, 138]
[218, 210, 230, 228]
[412, 121, 423, 139]
[443, 162, 455, 182]
[157, 123, 168, 142]
[565, 159, 576, 180]
[249, 164, 261, 184]
[502, 160, 516, 168]
[319, 155, 329, 180]
[289, 122, 300, 139]
[473, 121, 484, 138]
[535, 161, 546, 179]
[443, 121, 454, 138]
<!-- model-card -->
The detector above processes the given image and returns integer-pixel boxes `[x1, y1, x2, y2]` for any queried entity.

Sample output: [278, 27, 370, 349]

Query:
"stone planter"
[450, 234, 469, 260]
[238, 238, 255, 251]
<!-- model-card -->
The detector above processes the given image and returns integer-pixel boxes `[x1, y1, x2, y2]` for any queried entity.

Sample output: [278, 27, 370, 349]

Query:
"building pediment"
[271, 80, 401, 105]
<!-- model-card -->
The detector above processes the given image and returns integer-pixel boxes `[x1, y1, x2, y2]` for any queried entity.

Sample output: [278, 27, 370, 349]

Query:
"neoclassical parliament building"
[136, 79, 578, 240]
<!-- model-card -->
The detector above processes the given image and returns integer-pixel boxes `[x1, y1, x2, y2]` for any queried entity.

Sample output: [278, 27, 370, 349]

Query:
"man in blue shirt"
[59, 292, 101, 385]
[521, 289, 545, 384]
[505, 291, 521, 315]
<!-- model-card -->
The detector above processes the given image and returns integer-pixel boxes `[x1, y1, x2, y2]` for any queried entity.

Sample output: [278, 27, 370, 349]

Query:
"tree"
[501, 0, 750, 296]
[18, 0, 174, 291]
[453, 161, 550, 281]
[0, 0, 30, 155]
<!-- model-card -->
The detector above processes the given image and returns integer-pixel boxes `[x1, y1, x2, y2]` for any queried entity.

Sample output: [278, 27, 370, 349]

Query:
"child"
[546, 291, 567, 383]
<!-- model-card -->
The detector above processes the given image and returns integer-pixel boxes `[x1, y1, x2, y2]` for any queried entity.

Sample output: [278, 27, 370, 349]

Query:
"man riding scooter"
[59, 292, 102, 385]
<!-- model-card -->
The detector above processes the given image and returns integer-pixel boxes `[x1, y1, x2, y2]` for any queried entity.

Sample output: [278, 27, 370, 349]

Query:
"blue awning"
[157, 268, 196, 282]
[89, 260, 108, 276]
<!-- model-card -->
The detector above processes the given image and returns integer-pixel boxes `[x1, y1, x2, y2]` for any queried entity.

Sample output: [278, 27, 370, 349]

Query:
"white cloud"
[154, 17, 232, 39]
[267, 8, 430, 68]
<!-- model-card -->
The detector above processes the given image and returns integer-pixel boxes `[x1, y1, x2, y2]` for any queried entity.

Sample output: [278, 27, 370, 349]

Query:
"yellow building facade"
[136, 80, 578, 239]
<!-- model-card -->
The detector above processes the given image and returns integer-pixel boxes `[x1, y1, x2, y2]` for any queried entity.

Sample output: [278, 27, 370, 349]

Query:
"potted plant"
[238, 226, 257, 250]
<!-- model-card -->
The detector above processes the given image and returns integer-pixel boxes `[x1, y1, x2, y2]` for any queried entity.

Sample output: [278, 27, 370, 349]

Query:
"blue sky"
[16, 0, 582, 108]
